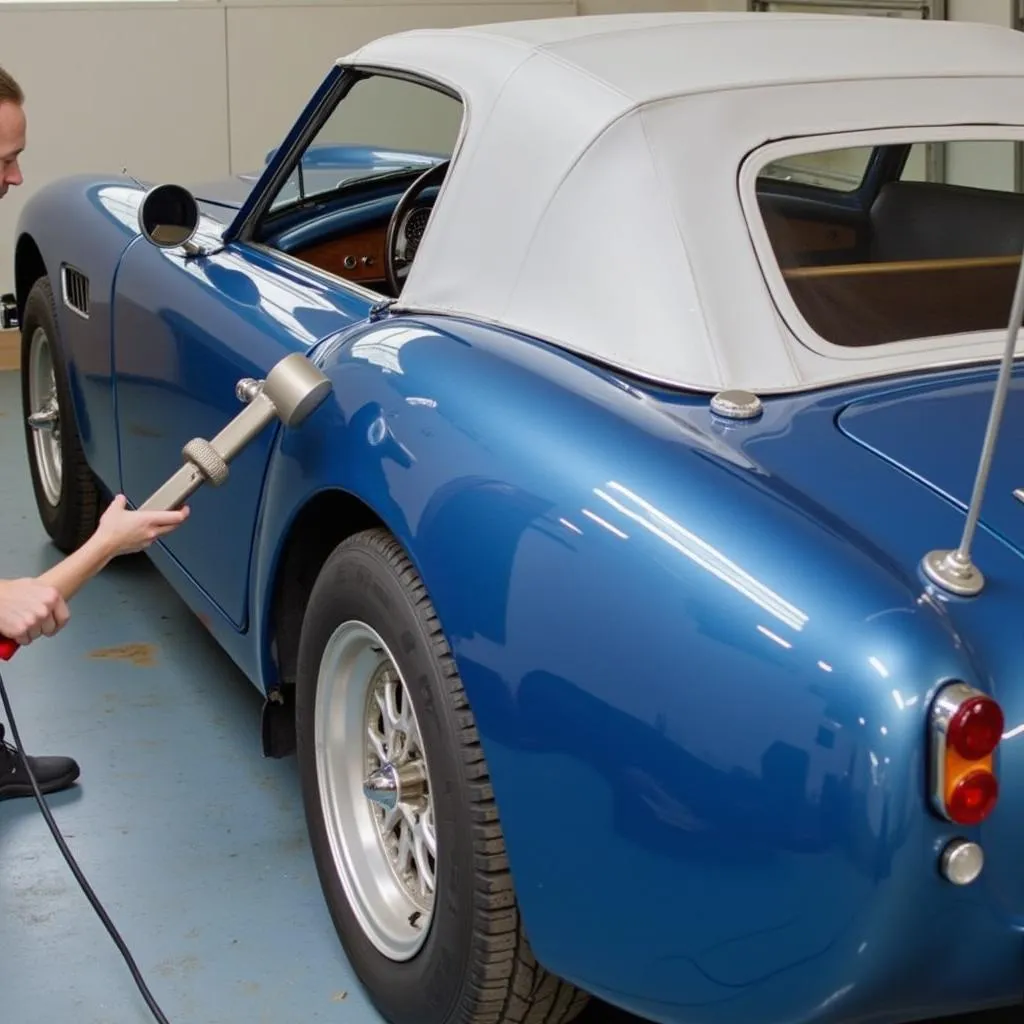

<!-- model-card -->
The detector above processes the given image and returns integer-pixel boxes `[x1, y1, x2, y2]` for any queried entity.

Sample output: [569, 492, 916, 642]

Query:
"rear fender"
[251, 314, 985, 1019]
[15, 174, 152, 490]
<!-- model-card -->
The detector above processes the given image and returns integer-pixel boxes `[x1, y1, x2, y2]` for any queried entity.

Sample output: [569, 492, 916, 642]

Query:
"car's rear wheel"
[20, 277, 100, 553]
[295, 527, 590, 1024]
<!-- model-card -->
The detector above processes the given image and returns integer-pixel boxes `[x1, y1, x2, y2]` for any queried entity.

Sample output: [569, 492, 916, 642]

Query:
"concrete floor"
[0, 367, 1017, 1024]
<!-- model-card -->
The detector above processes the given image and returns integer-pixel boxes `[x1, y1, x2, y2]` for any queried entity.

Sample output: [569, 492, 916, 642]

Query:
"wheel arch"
[258, 485, 387, 756]
[15, 232, 48, 319]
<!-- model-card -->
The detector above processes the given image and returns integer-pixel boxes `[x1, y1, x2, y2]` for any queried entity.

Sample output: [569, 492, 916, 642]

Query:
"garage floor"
[0, 366, 1017, 1024]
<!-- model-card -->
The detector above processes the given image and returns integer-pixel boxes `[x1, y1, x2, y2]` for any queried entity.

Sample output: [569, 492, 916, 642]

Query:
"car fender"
[15, 175, 154, 490]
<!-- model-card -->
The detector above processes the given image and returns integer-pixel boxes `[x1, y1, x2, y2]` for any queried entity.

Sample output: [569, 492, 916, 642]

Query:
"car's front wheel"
[20, 277, 100, 553]
[295, 527, 589, 1024]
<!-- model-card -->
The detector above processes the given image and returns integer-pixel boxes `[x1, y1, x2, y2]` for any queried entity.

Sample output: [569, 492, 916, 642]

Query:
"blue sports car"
[9, 11, 1024, 1024]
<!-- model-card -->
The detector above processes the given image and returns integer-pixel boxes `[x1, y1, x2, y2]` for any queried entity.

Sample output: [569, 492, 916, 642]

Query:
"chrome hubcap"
[314, 620, 436, 960]
[27, 326, 62, 506]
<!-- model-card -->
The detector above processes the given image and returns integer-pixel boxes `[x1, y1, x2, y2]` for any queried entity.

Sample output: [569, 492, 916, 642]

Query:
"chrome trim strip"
[929, 681, 981, 820]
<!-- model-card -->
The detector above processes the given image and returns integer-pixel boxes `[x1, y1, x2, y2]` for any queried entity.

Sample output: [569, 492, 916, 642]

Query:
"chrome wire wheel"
[26, 325, 62, 506]
[314, 619, 437, 961]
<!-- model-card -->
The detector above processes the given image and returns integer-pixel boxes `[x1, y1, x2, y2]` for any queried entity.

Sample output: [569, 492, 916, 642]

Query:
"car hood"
[836, 369, 1024, 560]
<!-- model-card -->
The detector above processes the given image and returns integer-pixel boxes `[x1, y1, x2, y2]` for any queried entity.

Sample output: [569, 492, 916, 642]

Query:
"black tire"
[295, 527, 590, 1024]
[20, 277, 100, 553]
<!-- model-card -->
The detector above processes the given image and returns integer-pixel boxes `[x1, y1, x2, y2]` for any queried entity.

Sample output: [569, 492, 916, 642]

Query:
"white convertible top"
[343, 13, 1024, 394]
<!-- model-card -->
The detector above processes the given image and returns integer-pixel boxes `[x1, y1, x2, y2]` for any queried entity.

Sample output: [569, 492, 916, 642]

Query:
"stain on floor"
[87, 641, 159, 666]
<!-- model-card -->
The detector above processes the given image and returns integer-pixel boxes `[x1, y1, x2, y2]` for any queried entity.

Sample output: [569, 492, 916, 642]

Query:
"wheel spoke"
[395, 815, 415, 876]
[412, 805, 436, 898]
[383, 676, 402, 730]
[367, 722, 387, 764]
[379, 804, 401, 836]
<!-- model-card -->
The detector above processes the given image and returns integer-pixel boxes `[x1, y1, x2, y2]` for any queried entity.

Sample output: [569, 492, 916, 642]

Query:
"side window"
[267, 73, 464, 215]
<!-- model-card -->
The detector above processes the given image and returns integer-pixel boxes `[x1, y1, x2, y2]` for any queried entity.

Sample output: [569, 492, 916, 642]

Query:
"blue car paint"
[265, 141, 448, 170]
[108, 223, 375, 629]
[12, 107, 1024, 1024]
[245, 313, 1024, 1024]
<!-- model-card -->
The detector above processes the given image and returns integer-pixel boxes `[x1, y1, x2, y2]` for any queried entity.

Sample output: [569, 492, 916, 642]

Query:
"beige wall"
[0, 0, 1018, 292]
[578, 0, 704, 10]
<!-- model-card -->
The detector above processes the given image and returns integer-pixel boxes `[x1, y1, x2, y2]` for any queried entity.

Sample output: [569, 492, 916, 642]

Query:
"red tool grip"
[0, 638, 19, 660]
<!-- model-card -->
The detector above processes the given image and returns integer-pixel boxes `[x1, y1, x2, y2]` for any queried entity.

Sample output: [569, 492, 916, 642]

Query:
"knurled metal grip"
[137, 353, 333, 513]
[182, 438, 229, 486]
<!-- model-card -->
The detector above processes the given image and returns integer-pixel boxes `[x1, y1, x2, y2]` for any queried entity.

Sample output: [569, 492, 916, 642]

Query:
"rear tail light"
[929, 682, 1003, 826]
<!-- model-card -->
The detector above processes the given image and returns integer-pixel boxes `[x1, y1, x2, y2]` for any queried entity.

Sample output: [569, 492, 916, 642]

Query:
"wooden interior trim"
[784, 254, 1022, 280]
[293, 225, 388, 285]
[762, 211, 857, 253]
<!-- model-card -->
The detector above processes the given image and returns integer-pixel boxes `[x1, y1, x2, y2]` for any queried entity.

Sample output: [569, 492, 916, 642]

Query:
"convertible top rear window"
[755, 139, 1024, 348]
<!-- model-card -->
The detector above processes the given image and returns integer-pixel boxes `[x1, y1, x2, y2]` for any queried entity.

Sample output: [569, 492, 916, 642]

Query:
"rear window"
[759, 145, 874, 192]
[753, 138, 1024, 348]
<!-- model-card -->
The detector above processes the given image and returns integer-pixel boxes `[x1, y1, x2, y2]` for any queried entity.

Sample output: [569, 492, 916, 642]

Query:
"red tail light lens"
[929, 682, 1003, 826]
[948, 696, 1004, 761]
[947, 769, 1000, 826]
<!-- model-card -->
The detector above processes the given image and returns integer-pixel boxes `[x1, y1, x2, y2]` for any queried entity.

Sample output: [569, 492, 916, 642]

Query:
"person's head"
[0, 65, 25, 200]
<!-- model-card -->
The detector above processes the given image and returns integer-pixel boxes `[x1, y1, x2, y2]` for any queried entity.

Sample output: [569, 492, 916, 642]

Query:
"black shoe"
[0, 721, 80, 800]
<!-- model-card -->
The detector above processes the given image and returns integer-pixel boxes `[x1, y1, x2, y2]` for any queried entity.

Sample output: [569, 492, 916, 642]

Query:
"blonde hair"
[0, 65, 23, 105]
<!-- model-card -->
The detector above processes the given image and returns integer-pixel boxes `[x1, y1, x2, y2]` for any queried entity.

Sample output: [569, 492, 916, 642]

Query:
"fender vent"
[61, 264, 89, 318]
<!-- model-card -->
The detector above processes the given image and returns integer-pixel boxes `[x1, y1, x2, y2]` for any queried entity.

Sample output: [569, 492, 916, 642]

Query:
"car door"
[110, 225, 369, 629]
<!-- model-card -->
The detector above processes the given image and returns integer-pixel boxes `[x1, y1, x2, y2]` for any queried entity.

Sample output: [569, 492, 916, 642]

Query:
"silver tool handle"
[136, 354, 331, 512]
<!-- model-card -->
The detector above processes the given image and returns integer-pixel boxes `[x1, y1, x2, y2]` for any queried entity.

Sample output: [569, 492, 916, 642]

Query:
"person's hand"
[0, 577, 70, 646]
[94, 494, 191, 557]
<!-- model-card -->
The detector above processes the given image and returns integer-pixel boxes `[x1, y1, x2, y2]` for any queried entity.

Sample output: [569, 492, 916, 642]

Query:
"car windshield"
[267, 74, 463, 215]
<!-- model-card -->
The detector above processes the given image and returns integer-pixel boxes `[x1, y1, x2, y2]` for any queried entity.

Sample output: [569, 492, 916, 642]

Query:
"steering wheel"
[384, 159, 450, 296]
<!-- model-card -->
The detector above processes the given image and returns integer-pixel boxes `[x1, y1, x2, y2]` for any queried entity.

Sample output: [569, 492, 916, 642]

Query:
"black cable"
[0, 663, 172, 1023]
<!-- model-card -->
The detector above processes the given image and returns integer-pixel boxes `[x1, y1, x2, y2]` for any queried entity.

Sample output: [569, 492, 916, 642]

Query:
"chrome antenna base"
[921, 549, 985, 597]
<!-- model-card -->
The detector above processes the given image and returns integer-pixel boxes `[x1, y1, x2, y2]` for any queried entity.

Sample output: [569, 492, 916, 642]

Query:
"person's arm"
[0, 495, 189, 653]
[34, 530, 120, 603]
[37, 495, 189, 603]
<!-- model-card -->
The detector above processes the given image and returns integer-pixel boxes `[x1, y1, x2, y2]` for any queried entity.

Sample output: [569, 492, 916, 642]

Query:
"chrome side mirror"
[138, 183, 201, 251]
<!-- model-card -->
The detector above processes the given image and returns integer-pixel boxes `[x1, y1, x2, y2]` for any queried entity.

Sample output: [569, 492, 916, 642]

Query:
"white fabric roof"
[341, 13, 1024, 394]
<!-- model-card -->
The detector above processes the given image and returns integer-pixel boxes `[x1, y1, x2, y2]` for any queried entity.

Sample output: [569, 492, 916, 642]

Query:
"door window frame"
[225, 64, 467, 249]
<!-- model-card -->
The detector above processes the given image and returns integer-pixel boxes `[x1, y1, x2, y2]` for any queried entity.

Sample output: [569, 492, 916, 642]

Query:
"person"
[0, 62, 191, 799]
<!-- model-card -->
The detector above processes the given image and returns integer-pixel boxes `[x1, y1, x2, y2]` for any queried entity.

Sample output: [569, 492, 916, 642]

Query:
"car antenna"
[920, 240, 1024, 597]
[122, 166, 146, 189]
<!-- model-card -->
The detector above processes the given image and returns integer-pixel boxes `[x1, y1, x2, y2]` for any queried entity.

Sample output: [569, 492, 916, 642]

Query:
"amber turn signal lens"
[947, 769, 999, 826]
